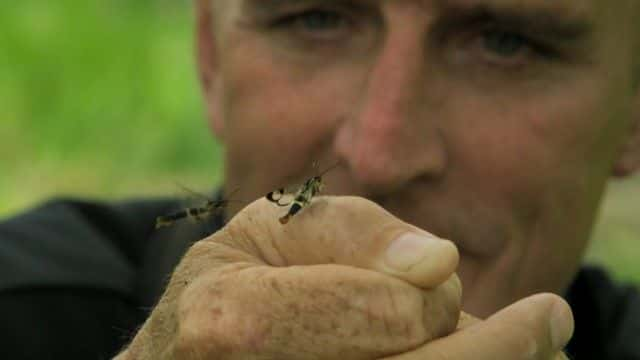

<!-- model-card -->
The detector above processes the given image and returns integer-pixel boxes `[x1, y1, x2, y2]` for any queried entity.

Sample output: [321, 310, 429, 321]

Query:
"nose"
[335, 16, 447, 192]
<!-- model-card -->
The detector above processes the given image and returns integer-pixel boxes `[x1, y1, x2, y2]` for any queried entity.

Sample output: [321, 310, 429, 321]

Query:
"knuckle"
[181, 238, 210, 260]
[230, 197, 275, 230]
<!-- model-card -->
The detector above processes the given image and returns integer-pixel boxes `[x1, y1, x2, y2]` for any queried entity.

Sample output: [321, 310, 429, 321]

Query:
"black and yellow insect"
[155, 187, 241, 229]
[266, 161, 340, 224]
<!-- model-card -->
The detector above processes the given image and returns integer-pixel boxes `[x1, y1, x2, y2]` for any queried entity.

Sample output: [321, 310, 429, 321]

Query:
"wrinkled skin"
[117, 0, 640, 358]
[120, 197, 570, 359]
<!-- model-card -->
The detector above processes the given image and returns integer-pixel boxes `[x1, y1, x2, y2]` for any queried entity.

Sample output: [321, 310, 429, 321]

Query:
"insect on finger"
[266, 160, 342, 224]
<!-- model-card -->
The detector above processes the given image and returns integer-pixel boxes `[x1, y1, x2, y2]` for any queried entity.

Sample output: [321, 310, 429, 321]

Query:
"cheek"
[223, 53, 317, 155]
[443, 82, 617, 300]
[217, 32, 359, 190]
[449, 81, 611, 207]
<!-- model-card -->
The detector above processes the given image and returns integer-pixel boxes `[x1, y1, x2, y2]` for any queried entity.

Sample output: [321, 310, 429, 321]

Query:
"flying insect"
[266, 161, 340, 224]
[155, 187, 241, 229]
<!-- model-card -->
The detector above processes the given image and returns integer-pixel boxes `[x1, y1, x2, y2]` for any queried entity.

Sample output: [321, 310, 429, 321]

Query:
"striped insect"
[266, 161, 340, 224]
[155, 187, 241, 229]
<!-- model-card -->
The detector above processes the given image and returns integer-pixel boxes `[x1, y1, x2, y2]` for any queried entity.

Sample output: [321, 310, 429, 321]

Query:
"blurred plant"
[0, 0, 221, 216]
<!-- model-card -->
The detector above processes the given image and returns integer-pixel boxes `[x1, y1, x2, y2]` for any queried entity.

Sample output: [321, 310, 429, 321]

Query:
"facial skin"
[197, 0, 640, 317]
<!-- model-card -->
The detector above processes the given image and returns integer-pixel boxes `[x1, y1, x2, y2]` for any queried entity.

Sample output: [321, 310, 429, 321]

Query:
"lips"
[322, 176, 509, 259]
[369, 191, 509, 260]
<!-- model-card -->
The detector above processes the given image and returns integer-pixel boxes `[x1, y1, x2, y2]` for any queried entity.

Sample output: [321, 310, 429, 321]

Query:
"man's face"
[198, 0, 640, 317]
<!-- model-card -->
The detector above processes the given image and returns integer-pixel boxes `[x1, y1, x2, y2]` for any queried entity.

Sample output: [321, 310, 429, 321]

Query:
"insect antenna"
[175, 182, 211, 203]
[317, 160, 342, 177]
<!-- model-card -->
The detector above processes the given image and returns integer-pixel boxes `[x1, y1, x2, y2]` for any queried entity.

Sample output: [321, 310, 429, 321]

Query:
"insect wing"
[266, 183, 299, 206]
[266, 188, 286, 203]
[155, 209, 188, 229]
[156, 186, 241, 230]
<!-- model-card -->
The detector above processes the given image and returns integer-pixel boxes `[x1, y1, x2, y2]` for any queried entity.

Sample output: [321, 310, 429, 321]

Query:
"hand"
[382, 293, 574, 360]
[118, 196, 461, 359]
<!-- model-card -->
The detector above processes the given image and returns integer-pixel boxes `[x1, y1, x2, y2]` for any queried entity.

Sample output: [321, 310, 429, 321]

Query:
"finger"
[381, 293, 574, 360]
[173, 262, 461, 359]
[219, 196, 459, 288]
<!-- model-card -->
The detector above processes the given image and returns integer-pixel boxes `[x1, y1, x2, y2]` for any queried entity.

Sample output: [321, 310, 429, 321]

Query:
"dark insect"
[155, 187, 241, 229]
[266, 161, 340, 224]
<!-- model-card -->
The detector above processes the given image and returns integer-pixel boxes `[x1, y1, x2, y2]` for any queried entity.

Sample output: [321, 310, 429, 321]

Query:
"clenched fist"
[118, 196, 461, 359]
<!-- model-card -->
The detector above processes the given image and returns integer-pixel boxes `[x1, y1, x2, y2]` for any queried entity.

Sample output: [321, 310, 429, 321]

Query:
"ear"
[612, 91, 640, 177]
[196, 0, 226, 140]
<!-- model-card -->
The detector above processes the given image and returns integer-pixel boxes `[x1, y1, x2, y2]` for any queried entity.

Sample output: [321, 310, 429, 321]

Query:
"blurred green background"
[1, 0, 639, 283]
[0, 0, 223, 211]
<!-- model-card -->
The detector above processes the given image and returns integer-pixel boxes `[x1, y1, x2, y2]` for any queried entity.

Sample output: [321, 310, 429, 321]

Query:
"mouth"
[320, 174, 510, 260]
[369, 192, 509, 260]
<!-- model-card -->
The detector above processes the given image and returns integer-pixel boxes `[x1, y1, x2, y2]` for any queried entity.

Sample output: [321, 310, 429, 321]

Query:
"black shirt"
[1, 198, 639, 359]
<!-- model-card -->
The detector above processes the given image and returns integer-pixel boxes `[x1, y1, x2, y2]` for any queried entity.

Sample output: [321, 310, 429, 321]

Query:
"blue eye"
[482, 30, 530, 57]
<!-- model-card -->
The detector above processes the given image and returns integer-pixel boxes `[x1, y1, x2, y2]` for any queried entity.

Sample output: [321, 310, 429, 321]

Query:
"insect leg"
[279, 202, 303, 224]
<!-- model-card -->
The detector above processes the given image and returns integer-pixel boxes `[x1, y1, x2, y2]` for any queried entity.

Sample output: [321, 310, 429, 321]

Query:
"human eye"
[270, 8, 352, 41]
[469, 28, 557, 68]
[483, 30, 530, 58]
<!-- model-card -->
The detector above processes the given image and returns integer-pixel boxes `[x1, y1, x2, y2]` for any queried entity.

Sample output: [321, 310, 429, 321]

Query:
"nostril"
[334, 122, 448, 193]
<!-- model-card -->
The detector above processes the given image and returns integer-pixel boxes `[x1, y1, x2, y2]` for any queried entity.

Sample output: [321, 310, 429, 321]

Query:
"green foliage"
[0, 0, 221, 215]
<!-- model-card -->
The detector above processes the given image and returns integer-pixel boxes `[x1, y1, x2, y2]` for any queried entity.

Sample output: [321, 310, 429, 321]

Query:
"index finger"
[219, 196, 459, 288]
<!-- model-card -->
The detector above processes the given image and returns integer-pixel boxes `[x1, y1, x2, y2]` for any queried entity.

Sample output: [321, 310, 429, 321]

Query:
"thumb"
[382, 293, 575, 360]
[219, 196, 459, 288]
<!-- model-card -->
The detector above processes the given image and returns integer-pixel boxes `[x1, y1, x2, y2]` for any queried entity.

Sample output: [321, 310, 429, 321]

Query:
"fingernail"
[385, 232, 442, 271]
[549, 300, 574, 350]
